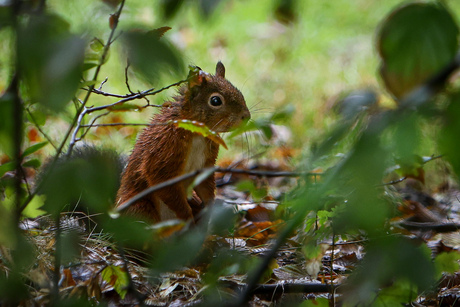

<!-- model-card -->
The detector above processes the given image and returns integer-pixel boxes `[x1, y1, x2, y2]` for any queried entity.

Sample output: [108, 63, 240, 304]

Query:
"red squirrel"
[116, 62, 250, 222]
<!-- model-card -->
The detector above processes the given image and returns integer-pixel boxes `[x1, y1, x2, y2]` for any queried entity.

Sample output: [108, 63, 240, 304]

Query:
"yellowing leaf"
[101, 265, 129, 299]
[170, 119, 228, 149]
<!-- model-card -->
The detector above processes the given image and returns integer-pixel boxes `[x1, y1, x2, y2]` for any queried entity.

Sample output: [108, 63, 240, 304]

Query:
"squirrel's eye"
[210, 95, 223, 107]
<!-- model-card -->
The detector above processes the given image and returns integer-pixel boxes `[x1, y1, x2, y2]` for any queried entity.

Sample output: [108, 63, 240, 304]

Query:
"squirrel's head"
[181, 62, 250, 132]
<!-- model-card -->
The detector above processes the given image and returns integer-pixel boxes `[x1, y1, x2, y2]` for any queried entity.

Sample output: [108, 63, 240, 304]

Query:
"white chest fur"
[183, 135, 207, 173]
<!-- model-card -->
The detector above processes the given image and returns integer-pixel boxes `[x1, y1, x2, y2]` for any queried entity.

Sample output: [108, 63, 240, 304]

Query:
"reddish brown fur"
[116, 62, 250, 222]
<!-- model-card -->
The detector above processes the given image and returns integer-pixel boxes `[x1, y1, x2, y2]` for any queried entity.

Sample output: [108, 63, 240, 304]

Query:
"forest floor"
[11, 152, 460, 307]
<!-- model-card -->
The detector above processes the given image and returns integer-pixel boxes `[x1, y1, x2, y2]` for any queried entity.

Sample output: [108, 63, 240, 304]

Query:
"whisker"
[244, 131, 251, 161]
[250, 108, 274, 114]
[249, 100, 264, 111]
[212, 118, 225, 131]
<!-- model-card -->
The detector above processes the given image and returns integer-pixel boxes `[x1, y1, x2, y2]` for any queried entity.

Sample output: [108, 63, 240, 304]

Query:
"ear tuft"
[216, 61, 225, 78]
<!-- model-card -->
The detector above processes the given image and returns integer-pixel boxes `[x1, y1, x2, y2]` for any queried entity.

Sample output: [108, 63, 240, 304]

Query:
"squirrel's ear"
[187, 66, 210, 89]
[216, 61, 225, 78]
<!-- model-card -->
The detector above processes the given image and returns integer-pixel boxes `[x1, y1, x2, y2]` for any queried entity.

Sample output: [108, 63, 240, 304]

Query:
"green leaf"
[80, 80, 99, 88]
[22, 195, 46, 218]
[84, 38, 108, 69]
[299, 298, 329, 307]
[373, 279, 419, 307]
[337, 90, 377, 120]
[440, 91, 460, 179]
[160, 0, 185, 19]
[22, 159, 41, 169]
[235, 180, 267, 201]
[0, 191, 17, 247]
[270, 104, 295, 122]
[122, 29, 184, 83]
[21, 141, 48, 158]
[82, 63, 98, 72]
[435, 252, 460, 278]
[0, 5, 12, 29]
[394, 154, 424, 180]
[17, 14, 85, 111]
[26, 108, 48, 126]
[170, 119, 227, 149]
[0, 161, 14, 178]
[101, 265, 129, 299]
[186, 167, 216, 197]
[377, 2, 459, 99]
[199, 0, 222, 18]
[40, 147, 123, 217]
[0, 93, 14, 157]
[89, 38, 104, 52]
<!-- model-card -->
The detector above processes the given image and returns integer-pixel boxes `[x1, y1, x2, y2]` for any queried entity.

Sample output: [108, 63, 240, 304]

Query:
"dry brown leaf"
[62, 268, 76, 287]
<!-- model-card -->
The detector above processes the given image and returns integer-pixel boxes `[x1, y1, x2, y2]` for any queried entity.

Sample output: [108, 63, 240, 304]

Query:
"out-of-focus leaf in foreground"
[17, 14, 85, 112]
[377, 2, 459, 99]
[122, 29, 184, 83]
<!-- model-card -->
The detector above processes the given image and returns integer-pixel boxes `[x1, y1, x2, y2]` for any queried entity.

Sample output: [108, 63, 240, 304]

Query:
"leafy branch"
[229, 49, 460, 306]
[19, 0, 126, 225]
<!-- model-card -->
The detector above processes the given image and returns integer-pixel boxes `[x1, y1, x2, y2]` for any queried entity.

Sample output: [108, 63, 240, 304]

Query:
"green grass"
[2, 0, 460, 162]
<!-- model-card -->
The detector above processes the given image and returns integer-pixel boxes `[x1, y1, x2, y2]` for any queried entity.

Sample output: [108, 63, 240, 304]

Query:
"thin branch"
[25, 108, 58, 150]
[124, 61, 134, 94]
[67, 0, 126, 155]
[249, 283, 337, 295]
[215, 167, 305, 178]
[85, 78, 187, 114]
[98, 77, 108, 91]
[52, 214, 61, 302]
[380, 176, 407, 186]
[423, 154, 443, 164]
[89, 87, 144, 98]
[398, 221, 460, 233]
[78, 111, 110, 140]
[10, 74, 24, 225]
[80, 123, 158, 128]
[380, 154, 444, 186]
[116, 167, 217, 213]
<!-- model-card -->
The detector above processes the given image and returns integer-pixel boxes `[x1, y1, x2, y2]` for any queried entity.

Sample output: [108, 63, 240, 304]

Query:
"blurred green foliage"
[1, 0, 460, 306]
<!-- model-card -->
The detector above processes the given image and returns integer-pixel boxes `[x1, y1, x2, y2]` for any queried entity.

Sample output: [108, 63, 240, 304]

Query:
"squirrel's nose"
[242, 109, 251, 121]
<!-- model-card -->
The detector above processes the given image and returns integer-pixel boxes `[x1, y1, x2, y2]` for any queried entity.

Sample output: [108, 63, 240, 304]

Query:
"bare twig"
[10, 74, 23, 224]
[80, 123, 158, 128]
[380, 154, 444, 186]
[89, 88, 134, 98]
[115, 167, 217, 213]
[124, 61, 134, 94]
[216, 167, 304, 178]
[67, 0, 126, 155]
[98, 77, 108, 91]
[330, 230, 336, 306]
[53, 214, 62, 301]
[86, 78, 187, 114]
[78, 111, 110, 140]
[398, 221, 460, 233]
[380, 176, 407, 186]
[116, 165, 308, 213]
[249, 283, 337, 295]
